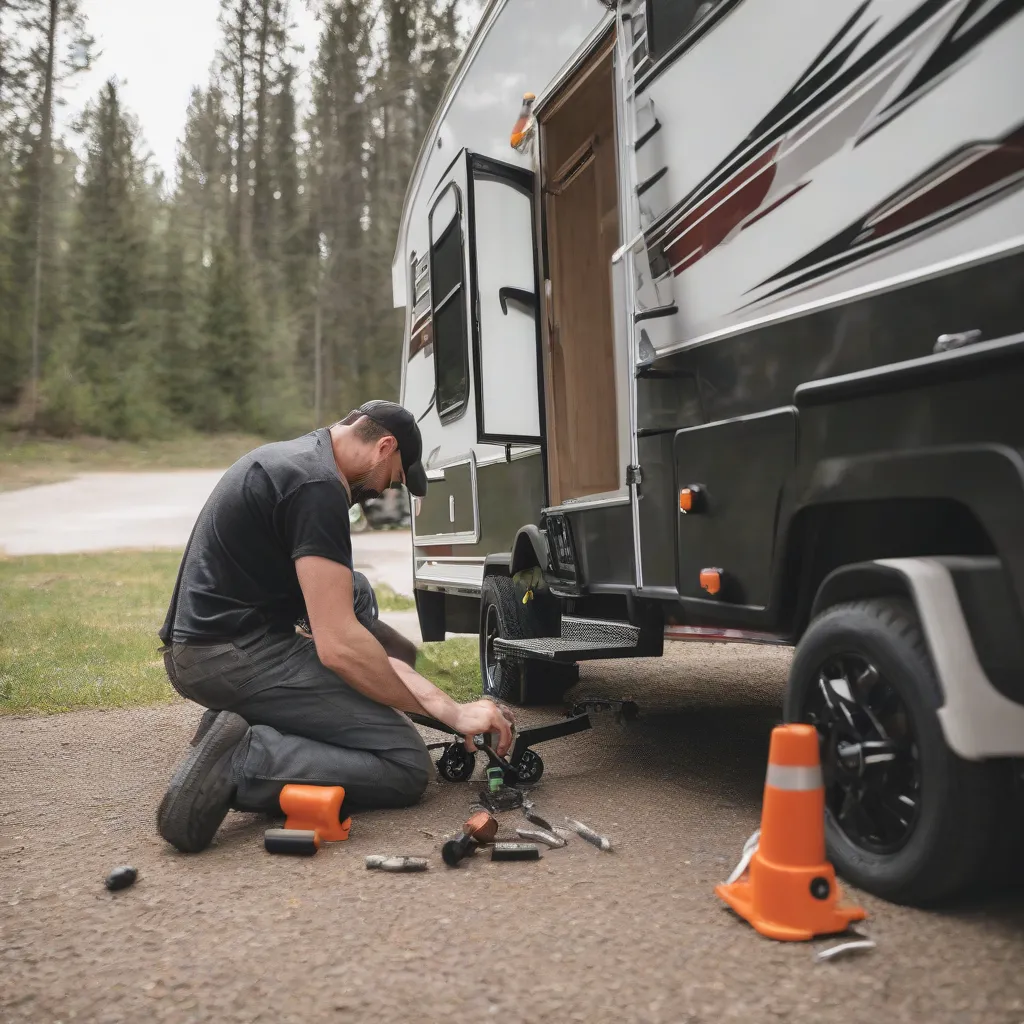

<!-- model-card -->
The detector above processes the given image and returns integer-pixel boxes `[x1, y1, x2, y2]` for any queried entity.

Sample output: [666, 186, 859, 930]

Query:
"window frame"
[427, 180, 470, 424]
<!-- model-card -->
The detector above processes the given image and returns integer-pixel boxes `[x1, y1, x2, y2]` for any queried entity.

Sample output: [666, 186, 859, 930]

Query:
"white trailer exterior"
[393, 0, 1024, 906]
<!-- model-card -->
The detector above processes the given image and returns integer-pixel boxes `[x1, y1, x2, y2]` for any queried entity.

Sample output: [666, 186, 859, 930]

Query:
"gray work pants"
[163, 574, 431, 813]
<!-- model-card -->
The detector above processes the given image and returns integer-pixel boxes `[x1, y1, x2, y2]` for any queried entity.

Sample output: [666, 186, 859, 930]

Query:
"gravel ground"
[3, 643, 1023, 1023]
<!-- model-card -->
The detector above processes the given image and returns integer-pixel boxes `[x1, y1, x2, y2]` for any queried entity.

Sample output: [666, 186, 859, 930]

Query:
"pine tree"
[199, 242, 261, 431]
[43, 79, 160, 438]
[309, 0, 375, 415]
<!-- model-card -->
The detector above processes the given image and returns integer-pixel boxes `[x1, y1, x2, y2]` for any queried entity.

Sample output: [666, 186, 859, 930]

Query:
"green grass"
[0, 431, 268, 492]
[373, 583, 415, 613]
[0, 551, 183, 713]
[415, 637, 482, 703]
[0, 550, 470, 715]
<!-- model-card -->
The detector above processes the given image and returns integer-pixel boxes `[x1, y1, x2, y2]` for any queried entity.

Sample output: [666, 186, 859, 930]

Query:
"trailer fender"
[510, 525, 550, 576]
[483, 553, 511, 580]
[810, 558, 1024, 759]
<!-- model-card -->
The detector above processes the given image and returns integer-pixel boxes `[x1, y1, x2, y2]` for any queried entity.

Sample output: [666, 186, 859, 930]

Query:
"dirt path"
[2, 645, 1022, 1024]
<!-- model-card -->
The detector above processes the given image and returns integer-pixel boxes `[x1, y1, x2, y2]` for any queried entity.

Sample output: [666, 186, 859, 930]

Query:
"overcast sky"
[56, 0, 321, 181]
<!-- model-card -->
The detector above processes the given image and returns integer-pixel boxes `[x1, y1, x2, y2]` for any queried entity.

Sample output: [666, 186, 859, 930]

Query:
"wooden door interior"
[539, 35, 620, 506]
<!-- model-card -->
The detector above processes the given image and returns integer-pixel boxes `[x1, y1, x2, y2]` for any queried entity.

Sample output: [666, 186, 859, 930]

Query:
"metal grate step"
[495, 617, 641, 663]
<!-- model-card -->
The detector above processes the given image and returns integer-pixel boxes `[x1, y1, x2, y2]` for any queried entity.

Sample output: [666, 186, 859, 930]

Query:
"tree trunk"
[234, 0, 249, 254]
[252, 0, 271, 258]
[27, 0, 58, 427]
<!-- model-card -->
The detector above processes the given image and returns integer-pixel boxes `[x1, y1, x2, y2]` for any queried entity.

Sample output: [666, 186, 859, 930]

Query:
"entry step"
[495, 616, 641, 663]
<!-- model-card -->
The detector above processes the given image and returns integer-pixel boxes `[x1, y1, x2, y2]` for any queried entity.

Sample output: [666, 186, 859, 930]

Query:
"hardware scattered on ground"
[813, 937, 877, 962]
[442, 810, 498, 867]
[365, 856, 429, 872]
[478, 781, 524, 813]
[104, 866, 138, 891]
[565, 818, 613, 851]
[264, 828, 319, 856]
[522, 794, 555, 832]
[491, 842, 541, 861]
[516, 827, 565, 848]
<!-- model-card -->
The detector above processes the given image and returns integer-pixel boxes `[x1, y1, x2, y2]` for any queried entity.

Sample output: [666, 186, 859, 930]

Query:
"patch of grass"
[373, 583, 415, 613]
[0, 549, 466, 714]
[415, 637, 481, 703]
[0, 551, 182, 714]
[0, 431, 268, 492]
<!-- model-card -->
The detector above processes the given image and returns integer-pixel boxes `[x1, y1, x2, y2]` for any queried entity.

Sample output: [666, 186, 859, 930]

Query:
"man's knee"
[390, 741, 432, 805]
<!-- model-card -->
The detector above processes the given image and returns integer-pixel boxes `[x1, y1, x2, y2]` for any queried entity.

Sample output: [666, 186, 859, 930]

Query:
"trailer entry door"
[468, 156, 543, 444]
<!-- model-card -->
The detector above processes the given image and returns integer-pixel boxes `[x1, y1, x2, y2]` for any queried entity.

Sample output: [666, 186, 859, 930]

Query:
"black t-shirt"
[159, 428, 353, 644]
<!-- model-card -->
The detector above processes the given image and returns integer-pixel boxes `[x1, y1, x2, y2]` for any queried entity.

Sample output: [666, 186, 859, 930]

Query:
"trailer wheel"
[479, 575, 578, 706]
[784, 597, 998, 906]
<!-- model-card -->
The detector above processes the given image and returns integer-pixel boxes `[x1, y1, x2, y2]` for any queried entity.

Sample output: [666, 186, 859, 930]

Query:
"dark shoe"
[189, 707, 220, 746]
[157, 711, 249, 853]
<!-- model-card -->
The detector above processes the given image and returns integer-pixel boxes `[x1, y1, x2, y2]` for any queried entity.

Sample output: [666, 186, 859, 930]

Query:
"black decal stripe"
[857, 0, 1024, 144]
[745, 124, 1024, 305]
[646, 0, 956, 248]
[793, 0, 874, 88]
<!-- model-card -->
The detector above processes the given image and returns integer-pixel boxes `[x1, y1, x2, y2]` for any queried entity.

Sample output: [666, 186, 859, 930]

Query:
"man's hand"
[453, 699, 514, 757]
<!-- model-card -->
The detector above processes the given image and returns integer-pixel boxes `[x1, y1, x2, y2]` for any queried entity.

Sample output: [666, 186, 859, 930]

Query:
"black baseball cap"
[357, 400, 428, 497]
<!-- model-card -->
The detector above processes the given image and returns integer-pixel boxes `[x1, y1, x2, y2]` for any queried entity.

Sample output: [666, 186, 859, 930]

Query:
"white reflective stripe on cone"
[765, 764, 824, 790]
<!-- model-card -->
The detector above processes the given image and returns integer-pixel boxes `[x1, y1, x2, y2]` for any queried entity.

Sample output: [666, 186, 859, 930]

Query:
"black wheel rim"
[802, 652, 921, 855]
[516, 750, 542, 783]
[484, 603, 499, 694]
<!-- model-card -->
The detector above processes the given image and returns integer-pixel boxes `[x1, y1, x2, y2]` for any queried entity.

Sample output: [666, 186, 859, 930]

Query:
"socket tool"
[442, 810, 498, 867]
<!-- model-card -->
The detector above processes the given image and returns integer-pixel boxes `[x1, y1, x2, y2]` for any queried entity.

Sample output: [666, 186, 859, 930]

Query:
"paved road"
[2, 644, 1022, 1023]
[0, 470, 417, 597]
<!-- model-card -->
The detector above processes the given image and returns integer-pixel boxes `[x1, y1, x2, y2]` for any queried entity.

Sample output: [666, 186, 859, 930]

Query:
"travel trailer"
[393, 0, 1024, 905]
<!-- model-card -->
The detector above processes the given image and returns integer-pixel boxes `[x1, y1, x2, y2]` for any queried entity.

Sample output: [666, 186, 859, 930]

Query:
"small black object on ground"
[491, 843, 541, 861]
[104, 866, 138, 891]
[264, 828, 320, 856]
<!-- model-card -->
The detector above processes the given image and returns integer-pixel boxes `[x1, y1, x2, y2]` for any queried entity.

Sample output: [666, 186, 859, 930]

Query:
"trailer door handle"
[499, 287, 537, 317]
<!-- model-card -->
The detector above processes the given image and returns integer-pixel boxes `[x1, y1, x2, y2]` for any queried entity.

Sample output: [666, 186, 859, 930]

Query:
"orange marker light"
[510, 93, 537, 151]
[700, 568, 722, 595]
[679, 488, 694, 512]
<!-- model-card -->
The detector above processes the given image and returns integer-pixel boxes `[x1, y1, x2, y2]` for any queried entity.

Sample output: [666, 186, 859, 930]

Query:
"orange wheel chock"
[715, 724, 866, 941]
[279, 784, 351, 842]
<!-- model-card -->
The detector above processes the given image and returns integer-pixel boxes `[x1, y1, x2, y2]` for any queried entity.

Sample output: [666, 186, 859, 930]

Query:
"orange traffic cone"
[279, 784, 351, 842]
[715, 724, 866, 941]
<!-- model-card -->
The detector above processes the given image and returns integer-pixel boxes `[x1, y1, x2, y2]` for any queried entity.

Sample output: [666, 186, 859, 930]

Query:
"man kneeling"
[156, 401, 512, 853]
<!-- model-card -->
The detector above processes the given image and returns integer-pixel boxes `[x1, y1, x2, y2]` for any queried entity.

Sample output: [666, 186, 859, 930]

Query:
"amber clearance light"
[699, 568, 722, 596]
[679, 484, 704, 513]
[510, 92, 537, 151]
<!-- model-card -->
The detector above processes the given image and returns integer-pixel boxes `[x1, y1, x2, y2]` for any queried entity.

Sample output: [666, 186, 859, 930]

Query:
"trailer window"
[646, 0, 714, 61]
[429, 183, 469, 421]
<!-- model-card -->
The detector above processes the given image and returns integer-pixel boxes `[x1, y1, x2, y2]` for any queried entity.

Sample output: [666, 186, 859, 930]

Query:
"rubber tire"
[479, 575, 578, 706]
[437, 745, 475, 783]
[784, 597, 999, 906]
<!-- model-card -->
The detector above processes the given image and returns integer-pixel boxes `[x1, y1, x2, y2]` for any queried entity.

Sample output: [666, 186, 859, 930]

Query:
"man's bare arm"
[296, 556, 427, 715]
[295, 555, 514, 754]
